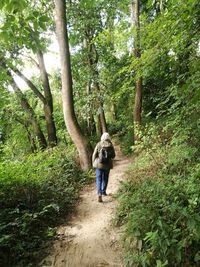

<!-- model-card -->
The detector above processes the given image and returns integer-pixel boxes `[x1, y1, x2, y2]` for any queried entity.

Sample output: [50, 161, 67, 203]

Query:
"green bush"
[116, 127, 200, 267]
[0, 148, 89, 267]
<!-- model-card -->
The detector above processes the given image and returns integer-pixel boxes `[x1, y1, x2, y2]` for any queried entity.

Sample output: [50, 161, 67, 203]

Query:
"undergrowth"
[0, 148, 90, 267]
[116, 125, 200, 267]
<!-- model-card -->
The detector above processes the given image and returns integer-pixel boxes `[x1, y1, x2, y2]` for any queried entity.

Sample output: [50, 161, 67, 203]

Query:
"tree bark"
[134, 78, 142, 124]
[54, 0, 93, 170]
[94, 81, 107, 134]
[9, 74, 47, 149]
[8, 111, 37, 152]
[85, 30, 108, 134]
[24, 124, 37, 152]
[96, 114, 102, 137]
[111, 102, 117, 121]
[14, 67, 57, 147]
[37, 51, 57, 147]
[16, 116, 37, 152]
[132, 0, 142, 128]
[86, 82, 96, 136]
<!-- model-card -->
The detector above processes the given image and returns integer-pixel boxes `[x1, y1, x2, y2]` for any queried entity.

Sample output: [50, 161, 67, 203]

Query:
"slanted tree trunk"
[24, 124, 37, 152]
[54, 0, 92, 170]
[8, 73, 47, 149]
[37, 51, 57, 147]
[13, 114, 37, 152]
[131, 0, 142, 134]
[13, 66, 57, 148]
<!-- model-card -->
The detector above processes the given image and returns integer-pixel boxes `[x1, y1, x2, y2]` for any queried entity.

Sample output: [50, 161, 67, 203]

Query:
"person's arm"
[92, 143, 99, 163]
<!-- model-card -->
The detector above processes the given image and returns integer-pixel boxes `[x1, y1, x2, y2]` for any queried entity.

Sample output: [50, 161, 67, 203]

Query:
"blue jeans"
[96, 168, 110, 195]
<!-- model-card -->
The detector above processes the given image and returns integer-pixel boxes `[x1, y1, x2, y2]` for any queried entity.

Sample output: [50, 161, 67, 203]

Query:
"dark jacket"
[92, 140, 115, 170]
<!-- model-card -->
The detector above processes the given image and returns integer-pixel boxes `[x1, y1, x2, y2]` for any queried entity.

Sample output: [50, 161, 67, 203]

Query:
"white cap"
[101, 132, 111, 141]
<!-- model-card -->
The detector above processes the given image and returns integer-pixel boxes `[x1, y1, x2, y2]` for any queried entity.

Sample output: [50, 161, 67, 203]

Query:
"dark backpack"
[99, 146, 113, 164]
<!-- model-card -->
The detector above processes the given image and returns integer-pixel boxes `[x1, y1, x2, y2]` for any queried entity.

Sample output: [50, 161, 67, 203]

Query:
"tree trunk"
[134, 78, 142, 124]
[54, 0, 92, 170]
[132, 0, 142, 129]
[13, 67, 57, 147]
[25, 125, 37, 152]
[94, 82, 108, 134]
[11, 113, 37, 152]
[86, 83, 96, 136]
[96, 114, 102, 137]
[85, 31, 108, 134]
[87, 115, 96, 136]
[110, 102, 117, 121]
[37, 51, 57, 147]
[99, 109, 107, 133]
[9, 75, 47, 149]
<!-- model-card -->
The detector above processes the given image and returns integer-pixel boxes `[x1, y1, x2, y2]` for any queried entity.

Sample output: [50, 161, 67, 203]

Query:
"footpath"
[41, 145, 131, 267]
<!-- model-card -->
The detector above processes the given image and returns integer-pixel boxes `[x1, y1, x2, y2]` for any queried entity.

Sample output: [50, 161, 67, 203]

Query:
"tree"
[131, 0, 142, 132]
[37, 50, 58, 147]
[7, 71, 47, 149]
[54, 0, 93, 170]
[12, 57, 58, 148]
[67, 0, 110, 135]
[0, 0, 58, 148]
[85, 29, 108, 134]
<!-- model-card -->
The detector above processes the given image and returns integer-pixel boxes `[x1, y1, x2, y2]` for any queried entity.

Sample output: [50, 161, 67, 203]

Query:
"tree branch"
[13, 68, 46, 103]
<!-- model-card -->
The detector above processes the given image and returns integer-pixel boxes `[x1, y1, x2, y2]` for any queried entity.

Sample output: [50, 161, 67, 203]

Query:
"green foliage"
[116, 121, 200, 266]
[138, 0, 200, 120]
[116, 2, 200, 263]
[117, 164, 200, 266]
[0, 0, 53, 52]
[0, 0, 200, 266]
[0, 148, 89, 267]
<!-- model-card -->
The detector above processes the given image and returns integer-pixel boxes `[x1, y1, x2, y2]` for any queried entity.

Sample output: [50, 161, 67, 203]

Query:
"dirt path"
[41, 146, 130, 267]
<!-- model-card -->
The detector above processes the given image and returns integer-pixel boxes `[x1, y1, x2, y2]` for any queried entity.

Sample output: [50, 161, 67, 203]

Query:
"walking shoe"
[102, 192, 107, 196]
[98, 195, 103, 202]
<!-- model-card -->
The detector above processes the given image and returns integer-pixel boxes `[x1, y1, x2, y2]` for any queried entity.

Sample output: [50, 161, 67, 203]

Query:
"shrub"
[117, 168, 200, 266]
[116, 126, 200, 267]
[0, 148, 89, 267]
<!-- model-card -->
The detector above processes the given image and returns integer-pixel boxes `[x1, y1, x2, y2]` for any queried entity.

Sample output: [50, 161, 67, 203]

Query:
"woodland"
[0, 0, 200, 266]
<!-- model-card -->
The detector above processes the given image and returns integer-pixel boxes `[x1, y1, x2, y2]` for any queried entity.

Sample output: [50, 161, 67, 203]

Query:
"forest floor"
[40, 145, 131, 267]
